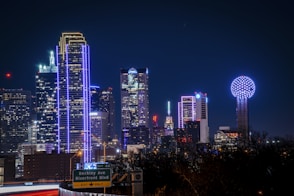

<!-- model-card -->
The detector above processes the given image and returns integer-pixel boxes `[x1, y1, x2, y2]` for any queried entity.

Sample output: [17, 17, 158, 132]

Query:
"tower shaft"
[236, 98, 249, 140]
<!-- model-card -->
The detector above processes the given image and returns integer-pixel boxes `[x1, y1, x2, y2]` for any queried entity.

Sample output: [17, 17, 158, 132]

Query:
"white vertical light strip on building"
[56, 45, 60, 153]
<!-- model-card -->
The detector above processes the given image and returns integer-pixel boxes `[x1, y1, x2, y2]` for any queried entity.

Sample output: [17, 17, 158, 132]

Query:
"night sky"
[1, 0, 293, 138]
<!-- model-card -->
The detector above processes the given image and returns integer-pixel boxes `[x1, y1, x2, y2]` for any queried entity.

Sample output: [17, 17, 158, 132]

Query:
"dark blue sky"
[1, 0, 293, 138]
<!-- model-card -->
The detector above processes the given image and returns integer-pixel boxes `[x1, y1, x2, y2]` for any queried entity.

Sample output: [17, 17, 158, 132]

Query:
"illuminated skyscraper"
[90, 85, 116, 142]
[97, 87, 115, 140]
[178, 92, 209, 143]
[35, 50, 57, 146]
[90, 111, 107, 161]
[231, 75, 255, 142]
[178, 96, 196, 129]
[56, 32, 91, 162]
[195, 92, 209, 143]
[90, 85, 100, 112]
[120, 67, 150, 148]
[164, 100, 174, 135]
[89, 85, 116, 160]
[0, 89, 31, 154]
[120, 67, 149, 129]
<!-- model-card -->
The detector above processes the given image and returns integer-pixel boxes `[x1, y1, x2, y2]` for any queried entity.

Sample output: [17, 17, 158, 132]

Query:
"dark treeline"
[139, 140, 294, 196]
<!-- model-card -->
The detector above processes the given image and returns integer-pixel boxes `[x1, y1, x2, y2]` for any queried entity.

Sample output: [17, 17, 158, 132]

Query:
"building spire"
[49, 50, 57, 72]
[167, 100, 171, 116]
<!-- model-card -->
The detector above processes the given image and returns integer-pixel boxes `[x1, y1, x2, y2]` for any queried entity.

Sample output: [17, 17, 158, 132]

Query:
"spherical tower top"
[231, 75, 256, 99]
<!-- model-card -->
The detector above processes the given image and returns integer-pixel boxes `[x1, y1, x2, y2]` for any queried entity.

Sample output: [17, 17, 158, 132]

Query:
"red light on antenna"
[152, 115, 158, 123]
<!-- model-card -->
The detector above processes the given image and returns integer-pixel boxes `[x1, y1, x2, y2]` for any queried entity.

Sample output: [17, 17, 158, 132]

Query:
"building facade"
[120, 67, 149, 129]
[90, 85, 116, 143]
[120, 67, 150, 148]
[97, 86, 115, 141]
[56, 32, 91, 162]
[164, 100, 174, 136]
[213, 126, 239, 151]
[35, 50, 57, 146]
[0, 89, 31, 154]
[90, 111, 108, 160]
[195, 92, 209, 143]
[178, 96, 196, 129]
[177, 92, 209, 143]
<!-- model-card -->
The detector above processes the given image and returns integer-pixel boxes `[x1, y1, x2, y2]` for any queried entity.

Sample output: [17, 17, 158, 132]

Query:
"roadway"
[0, 184, 59, 195]
[7, 189, 58, 196]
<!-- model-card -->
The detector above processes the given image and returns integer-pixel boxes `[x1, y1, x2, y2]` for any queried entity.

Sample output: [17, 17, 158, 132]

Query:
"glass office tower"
[120, 67, 149, 129]
[178, 96, 196, 129]
[35, 50, 57, 146]
[0, 89, 31, 154]
[120, 67, 150, 148]
[195, 92, 209, 143]
[178, 92, 209, 143]
[90, 85, 116, 143]
[56, 32, 91, 162]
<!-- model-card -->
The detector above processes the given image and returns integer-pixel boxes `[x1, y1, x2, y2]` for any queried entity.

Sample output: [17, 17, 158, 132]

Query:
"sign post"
[72, 169, 111, 189]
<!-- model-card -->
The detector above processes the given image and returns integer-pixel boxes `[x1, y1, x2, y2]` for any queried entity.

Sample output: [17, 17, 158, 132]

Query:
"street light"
[103, 141, 107, 162]
[70, 150, 82, 181]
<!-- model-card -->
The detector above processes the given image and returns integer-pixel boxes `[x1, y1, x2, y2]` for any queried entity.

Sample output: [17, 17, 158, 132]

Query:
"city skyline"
[1, 1, 293, 137]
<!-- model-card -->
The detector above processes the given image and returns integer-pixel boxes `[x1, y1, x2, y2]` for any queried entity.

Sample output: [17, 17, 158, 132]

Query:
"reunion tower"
[231, 75, 256, 142]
